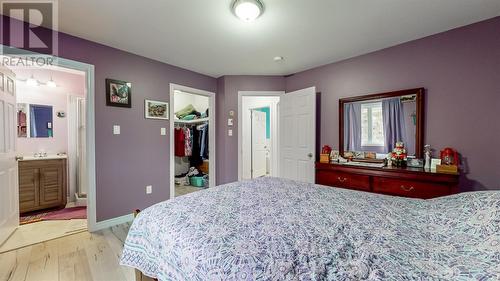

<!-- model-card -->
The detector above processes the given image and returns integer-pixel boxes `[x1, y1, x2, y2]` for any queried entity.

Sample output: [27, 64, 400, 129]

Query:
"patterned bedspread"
[120, 177, 500, 280]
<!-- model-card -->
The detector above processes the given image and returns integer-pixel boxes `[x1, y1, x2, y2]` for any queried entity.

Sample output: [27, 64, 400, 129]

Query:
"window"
[361, 102, 384, 146]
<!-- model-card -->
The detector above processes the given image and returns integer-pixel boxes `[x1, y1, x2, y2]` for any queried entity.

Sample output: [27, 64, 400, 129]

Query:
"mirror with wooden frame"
[339, 88, 424, 160]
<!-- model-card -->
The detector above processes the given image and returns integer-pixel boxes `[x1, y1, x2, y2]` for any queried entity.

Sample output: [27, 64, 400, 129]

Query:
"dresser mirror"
[17, 103, 54, 138]
[339, 88, 424, 159]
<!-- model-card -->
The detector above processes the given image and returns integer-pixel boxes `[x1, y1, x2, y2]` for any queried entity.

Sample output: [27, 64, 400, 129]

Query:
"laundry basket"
[190, 176, 205, 187]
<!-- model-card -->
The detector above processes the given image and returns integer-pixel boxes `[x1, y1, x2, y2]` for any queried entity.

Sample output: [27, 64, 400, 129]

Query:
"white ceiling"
[55, 0, 500, 77]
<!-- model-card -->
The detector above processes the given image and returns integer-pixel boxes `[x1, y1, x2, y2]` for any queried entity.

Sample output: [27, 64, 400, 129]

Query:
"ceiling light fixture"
[26, 74, 38, 86]
[46, 76, 57, 88]
[232, 0, 264, 22]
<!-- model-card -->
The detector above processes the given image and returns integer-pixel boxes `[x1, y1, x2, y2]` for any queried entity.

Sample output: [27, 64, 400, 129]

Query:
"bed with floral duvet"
[120, 177, 500, 280]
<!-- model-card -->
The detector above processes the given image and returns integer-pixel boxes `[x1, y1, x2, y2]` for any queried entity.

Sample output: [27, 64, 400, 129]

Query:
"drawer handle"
[337, 177, 347, 183]
[400, 185, 414, 192]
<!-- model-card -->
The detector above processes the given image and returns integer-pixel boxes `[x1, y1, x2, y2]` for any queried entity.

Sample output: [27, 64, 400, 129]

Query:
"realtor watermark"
[0, 0, 58, 67]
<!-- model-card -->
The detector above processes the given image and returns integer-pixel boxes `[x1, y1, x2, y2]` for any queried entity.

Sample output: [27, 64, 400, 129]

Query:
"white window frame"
[361, 102, 384, 147]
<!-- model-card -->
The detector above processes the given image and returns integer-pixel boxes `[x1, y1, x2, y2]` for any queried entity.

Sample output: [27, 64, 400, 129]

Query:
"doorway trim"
[0, 45, 97, 232]
[50, 58, 97, 231]
[169, 83, 216, 199]
[238, 91, 284, 181]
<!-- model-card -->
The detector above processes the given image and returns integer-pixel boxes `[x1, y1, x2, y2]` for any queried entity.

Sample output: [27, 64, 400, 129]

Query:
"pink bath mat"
[42, 206, 87, 220]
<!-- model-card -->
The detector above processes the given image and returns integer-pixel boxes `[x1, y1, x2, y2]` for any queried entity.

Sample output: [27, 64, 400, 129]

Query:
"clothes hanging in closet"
[184, 127, 192, 156]
[175, 123, 209, 164]
[189, 127, 203, 167]
[198, 124, 209, 160]
[174, 128, 185, 157]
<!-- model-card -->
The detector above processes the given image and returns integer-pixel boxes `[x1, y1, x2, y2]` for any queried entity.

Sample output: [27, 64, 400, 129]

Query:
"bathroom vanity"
[18, 156, 67, 214]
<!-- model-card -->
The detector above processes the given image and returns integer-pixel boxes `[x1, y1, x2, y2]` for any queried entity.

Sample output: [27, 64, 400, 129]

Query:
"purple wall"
[1, 16, 217, 221]
[216, 76, 285, 184]
[285, 17, 500, 191]
[63, 36, 216, 221]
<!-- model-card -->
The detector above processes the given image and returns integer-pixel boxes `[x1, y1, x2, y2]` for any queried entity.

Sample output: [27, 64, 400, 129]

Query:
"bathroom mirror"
[339, 88, 424, 159]
[17, 103, 54, 138]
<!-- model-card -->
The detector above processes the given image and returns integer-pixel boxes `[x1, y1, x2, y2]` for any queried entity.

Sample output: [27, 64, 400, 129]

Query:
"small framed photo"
[145, 99, 169, 120]
[106, 79, 131, 108]
[431, 158, 442, 171]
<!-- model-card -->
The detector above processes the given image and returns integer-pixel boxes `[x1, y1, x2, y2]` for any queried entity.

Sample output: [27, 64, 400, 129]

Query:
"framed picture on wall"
[145, 99, 169, 120]
[106, 78, 132, 108]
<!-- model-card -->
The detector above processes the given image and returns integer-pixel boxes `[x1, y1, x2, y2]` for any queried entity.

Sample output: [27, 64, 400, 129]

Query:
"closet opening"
[238, 91, 283, 180]
[169, 84, 215, 198]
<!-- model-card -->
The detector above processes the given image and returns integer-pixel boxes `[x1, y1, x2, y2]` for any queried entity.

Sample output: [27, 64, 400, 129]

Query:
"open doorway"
[0, 51, 96, 252]
[0, 63, 87, 252]
[238, 91, 283, 180]
[169, 84, 216, 198]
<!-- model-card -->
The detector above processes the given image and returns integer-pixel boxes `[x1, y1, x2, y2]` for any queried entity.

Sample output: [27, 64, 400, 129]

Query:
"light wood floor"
[0, 220, 87, 254]
[0, 223, 135, 281]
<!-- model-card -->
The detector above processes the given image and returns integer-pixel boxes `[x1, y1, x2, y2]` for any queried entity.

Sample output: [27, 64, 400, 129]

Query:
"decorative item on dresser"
[316, 162, 459, 199]
[18, 158, 67, 213]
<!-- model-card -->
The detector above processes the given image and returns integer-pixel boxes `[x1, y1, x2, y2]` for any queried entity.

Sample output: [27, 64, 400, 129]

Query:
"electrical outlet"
[146, 185, 152, 194]
[160, 128, 167, 135]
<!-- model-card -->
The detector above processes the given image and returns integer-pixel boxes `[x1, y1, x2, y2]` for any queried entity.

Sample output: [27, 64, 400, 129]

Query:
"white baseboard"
[89, 213, 134, 232]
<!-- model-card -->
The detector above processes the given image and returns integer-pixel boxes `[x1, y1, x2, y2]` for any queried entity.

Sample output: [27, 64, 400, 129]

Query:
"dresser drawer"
[316, 170, 370, 191]
[372, 177, 451, 199]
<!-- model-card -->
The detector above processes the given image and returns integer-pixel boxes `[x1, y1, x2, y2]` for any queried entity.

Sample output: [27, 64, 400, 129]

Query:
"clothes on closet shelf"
[175, 104, 202, 120]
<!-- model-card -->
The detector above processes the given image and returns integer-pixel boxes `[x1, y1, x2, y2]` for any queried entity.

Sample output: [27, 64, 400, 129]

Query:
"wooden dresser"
[316, 162, 459, 199]
[19, 158, 67, 213]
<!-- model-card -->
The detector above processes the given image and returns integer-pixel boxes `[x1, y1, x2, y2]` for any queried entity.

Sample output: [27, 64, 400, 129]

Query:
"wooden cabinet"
[19, 159, 67, 213]
[316, 162, 459, 199]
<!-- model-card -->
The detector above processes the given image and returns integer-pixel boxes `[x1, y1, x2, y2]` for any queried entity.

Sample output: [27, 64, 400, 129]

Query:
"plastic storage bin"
[190, 176, 205, 187]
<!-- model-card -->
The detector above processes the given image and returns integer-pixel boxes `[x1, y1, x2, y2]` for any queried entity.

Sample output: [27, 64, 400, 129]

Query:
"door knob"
[308, 153, 313, 158]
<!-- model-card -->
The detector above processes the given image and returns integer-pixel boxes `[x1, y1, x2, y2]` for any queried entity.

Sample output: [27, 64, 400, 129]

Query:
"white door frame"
[238, 91, 284, 181]
[169, 84, 216, 199]
[0, 45, 98, 232]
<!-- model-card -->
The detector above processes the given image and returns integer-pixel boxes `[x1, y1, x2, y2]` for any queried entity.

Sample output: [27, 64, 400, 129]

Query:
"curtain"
[344, 103, 361, 151]
[382, 98, 406, 152]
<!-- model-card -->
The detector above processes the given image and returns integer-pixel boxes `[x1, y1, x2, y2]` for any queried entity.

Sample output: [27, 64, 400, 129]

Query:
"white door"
[251, 110, 267, 178]
[279, 87, 316, 183]
[0, 66, 19, 245]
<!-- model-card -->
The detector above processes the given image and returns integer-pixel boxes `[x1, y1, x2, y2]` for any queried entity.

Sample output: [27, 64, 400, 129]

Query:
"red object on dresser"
[316, 162, 459, 199]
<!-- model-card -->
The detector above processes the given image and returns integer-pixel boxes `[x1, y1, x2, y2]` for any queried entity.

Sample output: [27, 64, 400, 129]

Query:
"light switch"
[160, 128, 167, 135]
[146, 185, 152, 194]
[113, 125, 120, 135]
[228, 129, 233, 136]
[227, 118, 233, 126]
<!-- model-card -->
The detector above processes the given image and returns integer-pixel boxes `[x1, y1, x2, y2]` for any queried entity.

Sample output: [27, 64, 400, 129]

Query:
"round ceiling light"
[232, 0, 264, 22]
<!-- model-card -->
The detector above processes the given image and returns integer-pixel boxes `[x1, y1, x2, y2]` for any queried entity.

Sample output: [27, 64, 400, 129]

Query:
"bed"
[120, 177, 500, 280]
